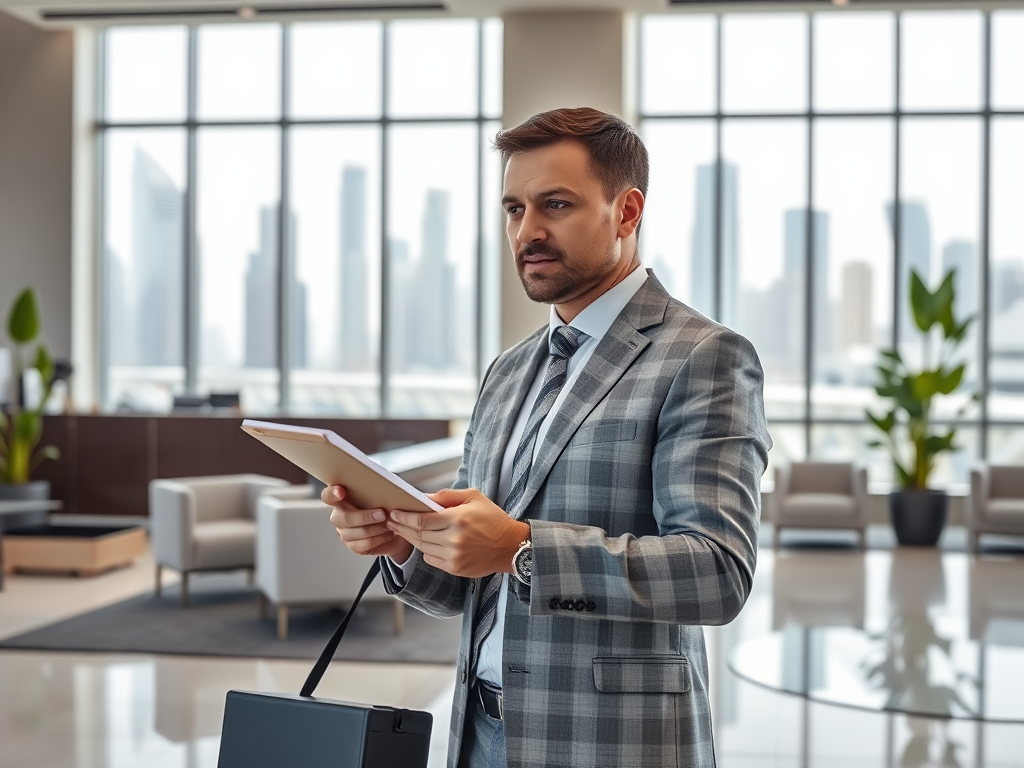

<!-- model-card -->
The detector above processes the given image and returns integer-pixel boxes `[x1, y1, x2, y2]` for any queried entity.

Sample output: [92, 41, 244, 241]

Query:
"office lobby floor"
[1, 531, 1023, 767]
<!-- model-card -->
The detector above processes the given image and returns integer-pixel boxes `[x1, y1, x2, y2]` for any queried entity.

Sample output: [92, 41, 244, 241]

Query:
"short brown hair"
[493, 107, 649, 203]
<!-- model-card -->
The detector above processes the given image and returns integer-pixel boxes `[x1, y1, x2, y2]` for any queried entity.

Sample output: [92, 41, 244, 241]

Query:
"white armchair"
[771, 461, 870, 549]
[150, 474, 290, 607]
[256, 486, 403, 641]
[969, 463, 1024, 553]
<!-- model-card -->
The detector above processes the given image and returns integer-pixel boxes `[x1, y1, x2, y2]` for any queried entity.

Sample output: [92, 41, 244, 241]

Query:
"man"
[326, 107, 771, 768]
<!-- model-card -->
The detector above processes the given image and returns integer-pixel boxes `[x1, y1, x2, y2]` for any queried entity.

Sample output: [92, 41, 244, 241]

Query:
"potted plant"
[0, 288, 60, 500]
[866, 268, 977, 546]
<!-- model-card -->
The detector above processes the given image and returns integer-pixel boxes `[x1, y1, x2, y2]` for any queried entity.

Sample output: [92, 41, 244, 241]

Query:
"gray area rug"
[0, 573, 461, 663]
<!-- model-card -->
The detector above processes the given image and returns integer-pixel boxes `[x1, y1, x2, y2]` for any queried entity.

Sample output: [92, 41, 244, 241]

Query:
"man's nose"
[515, 208, 547, 244]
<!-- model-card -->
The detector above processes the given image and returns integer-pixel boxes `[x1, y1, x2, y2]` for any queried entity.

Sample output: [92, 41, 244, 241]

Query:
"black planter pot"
[0, 480, 51, 502]
[889, 490, 948, 547]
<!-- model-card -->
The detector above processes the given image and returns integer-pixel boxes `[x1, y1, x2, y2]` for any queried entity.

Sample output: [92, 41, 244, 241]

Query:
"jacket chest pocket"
[572, 420, 638, 446]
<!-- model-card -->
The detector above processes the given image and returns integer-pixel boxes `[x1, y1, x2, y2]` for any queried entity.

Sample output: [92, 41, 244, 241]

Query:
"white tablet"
[241, 419, 443, 513]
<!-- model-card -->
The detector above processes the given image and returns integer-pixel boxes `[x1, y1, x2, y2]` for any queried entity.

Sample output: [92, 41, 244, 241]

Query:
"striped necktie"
[470, 324, 586, 677]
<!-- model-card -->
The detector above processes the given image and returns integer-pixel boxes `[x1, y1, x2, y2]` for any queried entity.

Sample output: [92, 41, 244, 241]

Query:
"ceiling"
[2, 0, 1020, 31]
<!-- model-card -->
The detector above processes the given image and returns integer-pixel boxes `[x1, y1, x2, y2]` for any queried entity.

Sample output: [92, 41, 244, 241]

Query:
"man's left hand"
[386, 488, 530, 578]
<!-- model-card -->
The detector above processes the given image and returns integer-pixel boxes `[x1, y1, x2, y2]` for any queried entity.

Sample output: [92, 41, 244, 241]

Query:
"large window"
[100, 19, 502, 417]
[641, 10, 1024, 484]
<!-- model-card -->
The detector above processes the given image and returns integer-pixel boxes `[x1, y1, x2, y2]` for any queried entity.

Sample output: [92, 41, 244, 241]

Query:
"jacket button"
[549, 597, 561, 610]
[574, 600, 586, 612]
[586, 601, 596, 612]
[560, 599, 573, 610]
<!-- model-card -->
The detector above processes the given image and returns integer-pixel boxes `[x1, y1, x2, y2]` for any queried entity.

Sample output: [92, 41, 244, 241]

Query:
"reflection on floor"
[1, 530, 1024, 767]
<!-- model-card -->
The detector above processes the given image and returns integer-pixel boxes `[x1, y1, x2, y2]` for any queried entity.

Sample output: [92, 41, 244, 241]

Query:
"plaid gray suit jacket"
[381, 272, 771, 768]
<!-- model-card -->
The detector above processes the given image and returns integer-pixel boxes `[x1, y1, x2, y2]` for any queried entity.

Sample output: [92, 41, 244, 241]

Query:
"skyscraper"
[388, 238, 412, 373]
[105, 248, 134, 366]
[841, 261, 874, 349]
[243, 206, 304, 369]
[132, 148, 184, 367]
[244, 207, 280, 369]
[783, 209, 830, 367]
[409, 189, 457, 371]
[886, 201, 932, 340]
[941, 239, 977, 320]
[339, 166, 370, 371]
[292, 280, 309, 370]
[992, 260, 1024, 315]
[691, 162, 738, 322]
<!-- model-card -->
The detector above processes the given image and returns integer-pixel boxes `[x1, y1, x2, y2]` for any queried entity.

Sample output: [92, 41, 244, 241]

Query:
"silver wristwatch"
[512, 539, 533, 586]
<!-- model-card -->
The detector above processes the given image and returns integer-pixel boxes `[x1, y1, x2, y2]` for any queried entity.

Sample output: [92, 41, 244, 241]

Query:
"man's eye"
[548, 200, 567, 210]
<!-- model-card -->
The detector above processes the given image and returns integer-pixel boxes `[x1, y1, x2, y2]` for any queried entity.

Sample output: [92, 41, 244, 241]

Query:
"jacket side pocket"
[592, 656, 691, 694]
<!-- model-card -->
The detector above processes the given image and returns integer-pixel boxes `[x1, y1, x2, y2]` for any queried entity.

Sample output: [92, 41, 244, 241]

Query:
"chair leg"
[277, 605, 289, 641]
[393, 600, 404, 635]
[180, 571, 189, 609]
[155, 563, 162, 596]
[259, 592, 268, 621]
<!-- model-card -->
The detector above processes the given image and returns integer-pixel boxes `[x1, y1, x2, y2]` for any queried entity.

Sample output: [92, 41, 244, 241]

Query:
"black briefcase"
[217, 560, 433, 768]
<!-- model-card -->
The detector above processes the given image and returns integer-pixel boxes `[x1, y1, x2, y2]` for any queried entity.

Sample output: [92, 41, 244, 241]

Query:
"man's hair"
[493, 107, 649, 204]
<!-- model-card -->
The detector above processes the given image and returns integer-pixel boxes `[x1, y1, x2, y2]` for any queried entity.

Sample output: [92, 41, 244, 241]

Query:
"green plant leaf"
[14, 410, 41, 446]
[34, 344, 54, 387]
[939, 364, 966, 395]
[30, 445, 60, 471]
[911, 371, 942, 401]
[910, 269, 938, 333]
[950, 316, 973, 344]
[7, 288, 40, 344]
[934, 270, 957, 336]
[924, 431, 957, 457]
[867, 409, 896, 434]
[894, 459, 912, 488]
[895, 380, 924, 417]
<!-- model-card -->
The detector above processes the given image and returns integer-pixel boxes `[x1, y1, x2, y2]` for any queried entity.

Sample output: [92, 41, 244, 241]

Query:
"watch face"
[514, 546, 532, 584]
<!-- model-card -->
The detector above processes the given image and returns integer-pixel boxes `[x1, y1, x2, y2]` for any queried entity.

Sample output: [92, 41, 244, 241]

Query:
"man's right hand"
[322, 485, 415, 564]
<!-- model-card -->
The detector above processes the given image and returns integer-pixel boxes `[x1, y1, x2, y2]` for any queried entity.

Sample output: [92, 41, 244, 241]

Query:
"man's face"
[502, 141, 632, 307]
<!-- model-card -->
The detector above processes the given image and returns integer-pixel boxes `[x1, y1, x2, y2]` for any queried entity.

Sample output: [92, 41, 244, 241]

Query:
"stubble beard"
[516, 244, 618, 306]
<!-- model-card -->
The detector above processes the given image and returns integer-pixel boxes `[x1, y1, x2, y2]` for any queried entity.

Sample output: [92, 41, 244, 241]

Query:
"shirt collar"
[547, 265, 649, 347]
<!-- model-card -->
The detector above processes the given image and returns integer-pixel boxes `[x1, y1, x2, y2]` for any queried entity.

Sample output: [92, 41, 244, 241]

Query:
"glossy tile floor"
[2, 531, 1024, 767]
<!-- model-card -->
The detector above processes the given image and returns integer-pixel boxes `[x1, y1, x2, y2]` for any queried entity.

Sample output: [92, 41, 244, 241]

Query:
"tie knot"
[550, 325, 584, 360]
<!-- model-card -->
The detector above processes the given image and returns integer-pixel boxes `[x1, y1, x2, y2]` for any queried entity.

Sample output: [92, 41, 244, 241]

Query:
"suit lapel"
[511, 275, 671, 519]
[476, 328, 550, 502]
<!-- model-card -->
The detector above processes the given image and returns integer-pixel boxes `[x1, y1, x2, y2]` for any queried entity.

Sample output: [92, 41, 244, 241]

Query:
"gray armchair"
[150, 474, 289, 606]
[256, 486, 402, 641]
[969, 463, 1024, 553]
[771, 461, 870, 549]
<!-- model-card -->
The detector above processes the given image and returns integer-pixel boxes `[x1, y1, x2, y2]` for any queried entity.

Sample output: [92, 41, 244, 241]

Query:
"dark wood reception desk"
[33, 414, 453, 517]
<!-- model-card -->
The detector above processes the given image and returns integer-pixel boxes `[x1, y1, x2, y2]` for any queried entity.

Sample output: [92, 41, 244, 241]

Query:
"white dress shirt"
[393, 265, 649, 689]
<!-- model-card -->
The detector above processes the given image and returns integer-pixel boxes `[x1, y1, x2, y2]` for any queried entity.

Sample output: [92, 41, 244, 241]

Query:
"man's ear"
[617, 188, 645, 240]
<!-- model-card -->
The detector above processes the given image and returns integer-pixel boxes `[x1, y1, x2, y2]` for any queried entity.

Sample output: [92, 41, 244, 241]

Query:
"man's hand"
[323, 485, 415, 563]
[386, 488, 530, 578]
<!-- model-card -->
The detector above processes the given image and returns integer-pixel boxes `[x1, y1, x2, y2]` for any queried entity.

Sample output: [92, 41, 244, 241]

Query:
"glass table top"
[730, 551, 1024, 723]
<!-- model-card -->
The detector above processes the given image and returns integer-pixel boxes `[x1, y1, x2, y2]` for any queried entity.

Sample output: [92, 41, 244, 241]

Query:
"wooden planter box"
[2, 525, 147, 577]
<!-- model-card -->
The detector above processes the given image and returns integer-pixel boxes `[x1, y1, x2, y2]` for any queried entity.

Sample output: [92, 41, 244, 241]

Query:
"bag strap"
[300, 558, 383, 698]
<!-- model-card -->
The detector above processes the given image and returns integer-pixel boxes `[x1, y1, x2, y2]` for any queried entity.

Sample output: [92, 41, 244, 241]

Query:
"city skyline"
[107, 149, 1024, 406]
